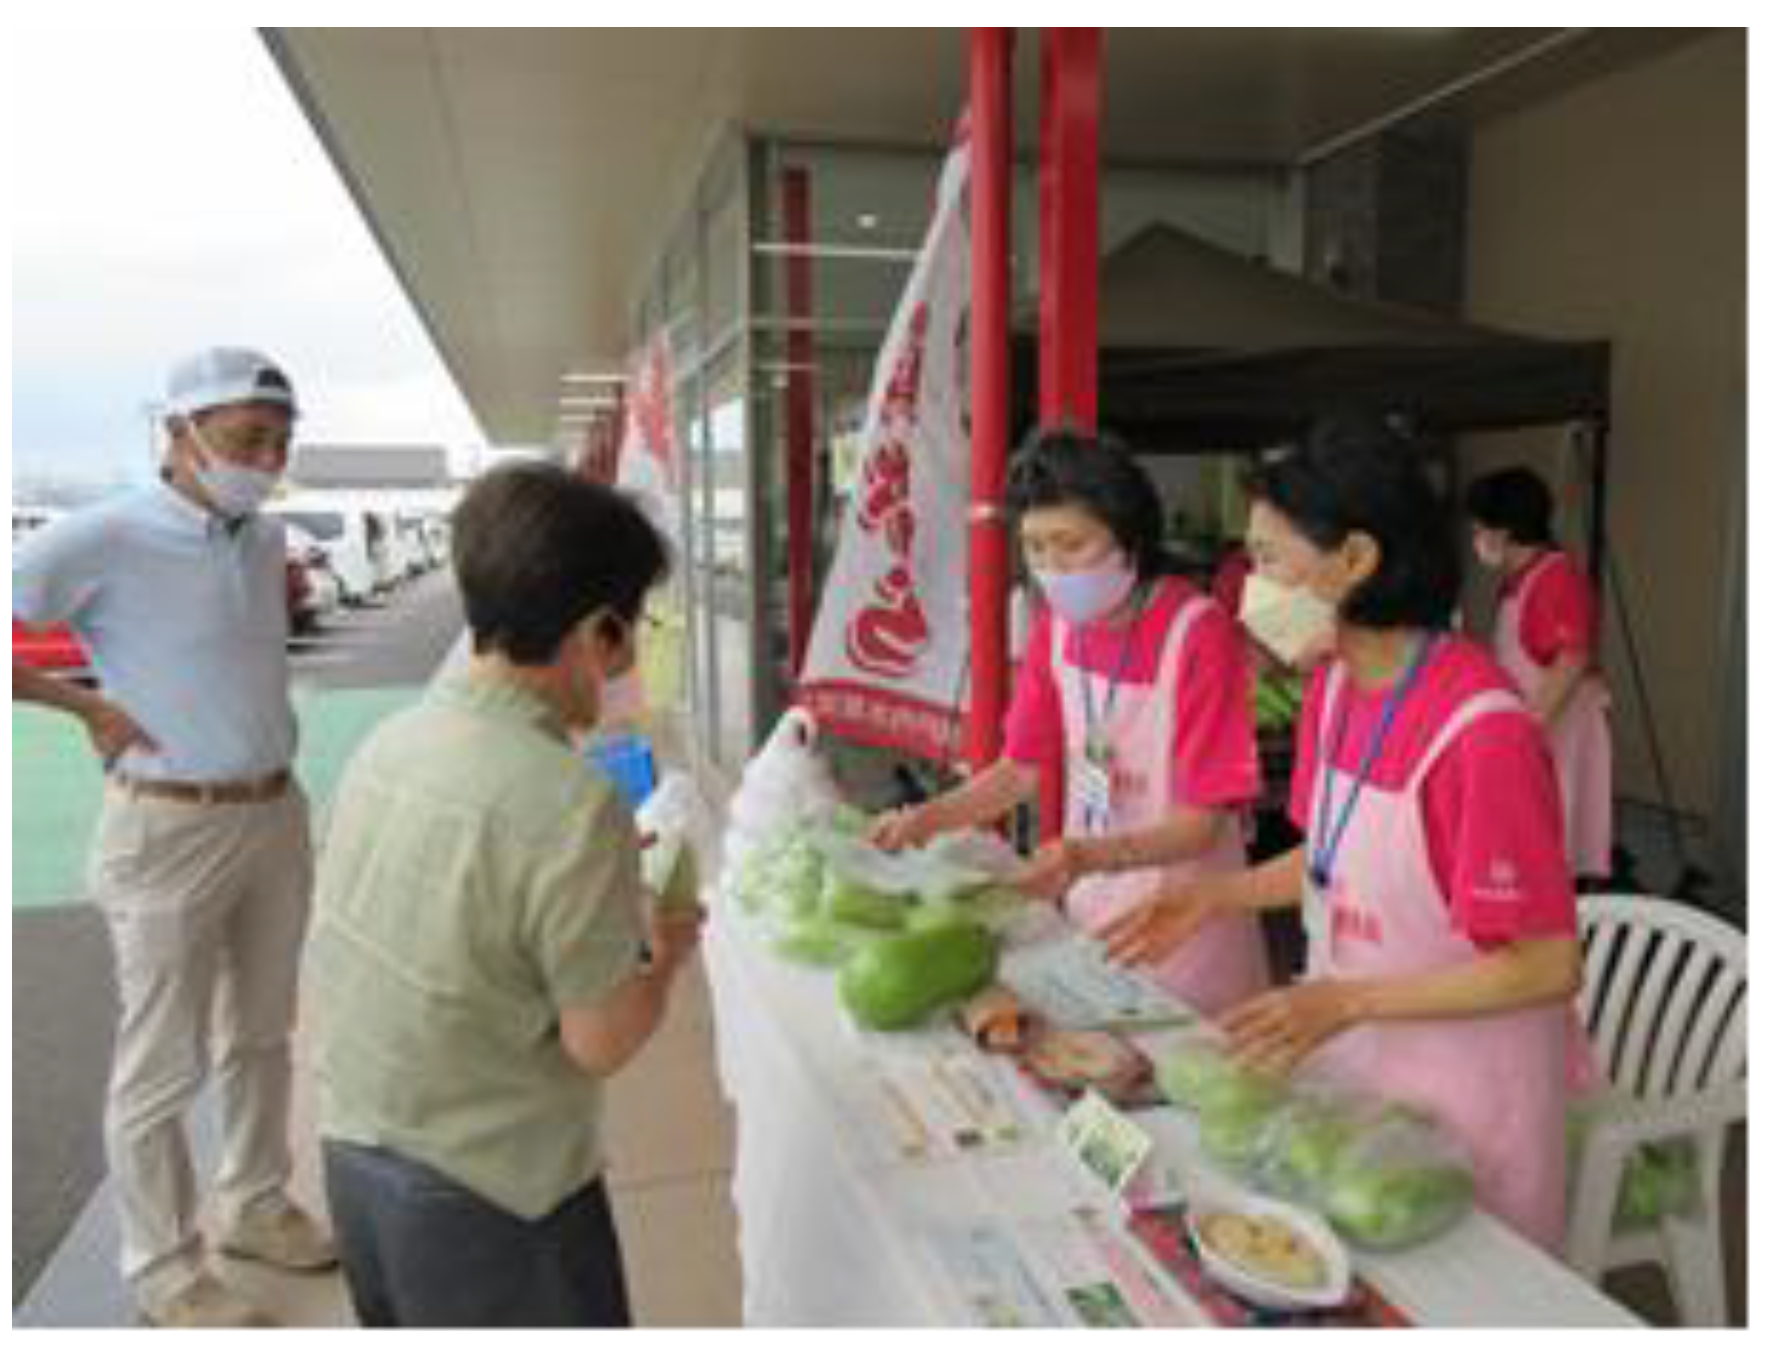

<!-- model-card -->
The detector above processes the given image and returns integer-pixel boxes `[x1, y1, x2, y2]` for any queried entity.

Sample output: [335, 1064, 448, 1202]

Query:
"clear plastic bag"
[1247, 1080, 1381, 1206]
[728, 826, 825, 921]
[636, 772, 715, 912]
[1315, 1105, 1475, 1251]
[1155, 1045, 1477, 1253]
[721, 709, 846, 884]
[1153, 1033, 1236, 1112]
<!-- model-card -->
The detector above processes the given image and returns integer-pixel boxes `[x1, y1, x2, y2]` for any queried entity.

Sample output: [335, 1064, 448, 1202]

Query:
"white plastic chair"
[1566, 893, 1748, 1326]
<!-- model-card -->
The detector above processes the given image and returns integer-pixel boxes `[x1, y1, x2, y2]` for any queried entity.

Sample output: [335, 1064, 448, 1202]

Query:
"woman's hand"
[869, 804, 940, 853]
[1219, 980, 1364, 1077]
[1098, 878, 1226, 967]
[1009, 837, 1088, 901]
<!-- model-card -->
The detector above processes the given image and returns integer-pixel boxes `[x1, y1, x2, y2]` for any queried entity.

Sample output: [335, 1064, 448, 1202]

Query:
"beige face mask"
[1239, 572, 1338, 668]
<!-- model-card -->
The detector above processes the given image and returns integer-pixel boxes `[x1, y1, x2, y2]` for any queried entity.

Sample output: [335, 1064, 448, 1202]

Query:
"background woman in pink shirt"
[1465, 466, 1614, 885]
[1102, 417, 1583, 1251]
[873, 428, 1270, 1016]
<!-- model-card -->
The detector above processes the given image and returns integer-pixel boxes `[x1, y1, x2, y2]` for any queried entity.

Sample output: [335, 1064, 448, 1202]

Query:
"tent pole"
[966, 28, 1014, 774]
[1036, 27, 1102, 842]
[1589, 415, 1610, 619]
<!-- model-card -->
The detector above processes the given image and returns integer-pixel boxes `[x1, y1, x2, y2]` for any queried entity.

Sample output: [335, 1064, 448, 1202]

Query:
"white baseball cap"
[164, 346, 299, 418]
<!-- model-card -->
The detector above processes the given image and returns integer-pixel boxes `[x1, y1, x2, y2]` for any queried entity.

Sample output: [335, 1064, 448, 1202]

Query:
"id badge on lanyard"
[1308, 636, 1437, 958]
[1302, 864, 1325, 947]
[1301, 858, 1342, 961]
[1073, 589, 1148, 837]
[1077, 734, 1114, 832]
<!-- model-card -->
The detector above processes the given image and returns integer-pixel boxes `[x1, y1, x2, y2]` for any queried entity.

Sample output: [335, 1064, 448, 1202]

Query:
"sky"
[8, 24, 490, 495]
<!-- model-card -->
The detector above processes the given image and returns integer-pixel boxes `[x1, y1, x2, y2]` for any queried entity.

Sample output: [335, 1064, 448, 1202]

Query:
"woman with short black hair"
[1465, 465, 1613, 883]
[308, 463, 695, 1327]
[1102, 416, 1583, 1252]
[873, 427, 1270, 1016]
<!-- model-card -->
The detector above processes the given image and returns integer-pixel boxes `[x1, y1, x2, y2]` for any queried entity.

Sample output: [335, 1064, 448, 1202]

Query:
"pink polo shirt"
[1004, 577, 1261, 811]
[1288, 635, 1576, 950]
[1503, 551, 1599, 667]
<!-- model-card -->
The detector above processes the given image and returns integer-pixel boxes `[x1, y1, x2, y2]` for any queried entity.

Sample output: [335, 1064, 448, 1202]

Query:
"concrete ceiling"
[264, 28, 1703, 446]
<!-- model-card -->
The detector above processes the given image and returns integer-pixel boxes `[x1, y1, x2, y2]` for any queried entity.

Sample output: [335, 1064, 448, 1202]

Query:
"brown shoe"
[217, 1197, 339, 1272]
[140, 1270, 278, 1328]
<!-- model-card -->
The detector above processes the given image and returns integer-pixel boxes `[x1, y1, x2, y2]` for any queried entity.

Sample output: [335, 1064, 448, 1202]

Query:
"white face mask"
[1033, 551, 1138, 626]
[1239, 572, 1338, 668]
[186, 422, 278, 518]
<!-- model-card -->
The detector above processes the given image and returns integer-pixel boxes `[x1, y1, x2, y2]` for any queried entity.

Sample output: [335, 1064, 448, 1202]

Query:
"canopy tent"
[1015, 222, 1611, 450]
[1010, 221, 1613, 578]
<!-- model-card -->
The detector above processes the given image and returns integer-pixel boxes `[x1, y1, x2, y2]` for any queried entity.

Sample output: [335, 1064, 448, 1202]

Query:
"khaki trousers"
[88, 781, 313, 1302]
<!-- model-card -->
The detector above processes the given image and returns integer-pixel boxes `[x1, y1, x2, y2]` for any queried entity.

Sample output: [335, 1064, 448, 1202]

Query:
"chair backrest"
[1577, 894, 1748, 1102]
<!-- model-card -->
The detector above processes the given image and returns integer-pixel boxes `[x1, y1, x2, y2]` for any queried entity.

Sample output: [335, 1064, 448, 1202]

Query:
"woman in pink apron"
[1466, 467, 1613, 883]
[1103, 419, 1583, 1252]
[873, 428, 1270, 1016]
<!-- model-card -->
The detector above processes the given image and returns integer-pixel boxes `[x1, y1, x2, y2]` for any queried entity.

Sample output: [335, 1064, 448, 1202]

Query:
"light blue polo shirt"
[12, 479, 296, 781]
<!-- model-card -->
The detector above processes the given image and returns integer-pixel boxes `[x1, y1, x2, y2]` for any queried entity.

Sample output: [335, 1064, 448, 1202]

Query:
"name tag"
[1075, 743, 1114, 830]
[1301, 870, 1331, 953]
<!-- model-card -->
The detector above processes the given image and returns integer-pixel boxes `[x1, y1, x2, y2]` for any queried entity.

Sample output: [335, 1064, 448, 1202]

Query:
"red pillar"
[1039, 28, 1101, 432]
[1037, 27, 1102, 841]
[784, 166, 816, 676]
[966, 28, 1014, 774]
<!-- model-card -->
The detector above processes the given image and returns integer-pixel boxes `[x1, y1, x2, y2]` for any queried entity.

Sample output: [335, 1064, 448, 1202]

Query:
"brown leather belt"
[112, 769, 292, 806]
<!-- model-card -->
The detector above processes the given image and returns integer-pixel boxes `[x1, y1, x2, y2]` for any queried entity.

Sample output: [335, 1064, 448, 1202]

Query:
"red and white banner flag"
[798, 127, 972, 761]
[616, 335, 680, 539]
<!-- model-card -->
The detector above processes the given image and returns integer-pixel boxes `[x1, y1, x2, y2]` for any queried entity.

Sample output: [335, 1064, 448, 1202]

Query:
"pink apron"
[1055, 585, 1271, 1017]
[1300, 661, 1571, 1253]
[1495, 559, 1613, 879]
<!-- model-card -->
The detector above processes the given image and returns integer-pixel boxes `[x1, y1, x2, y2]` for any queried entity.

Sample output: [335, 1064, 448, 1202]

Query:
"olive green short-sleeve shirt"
[305, 672, 645, 1219]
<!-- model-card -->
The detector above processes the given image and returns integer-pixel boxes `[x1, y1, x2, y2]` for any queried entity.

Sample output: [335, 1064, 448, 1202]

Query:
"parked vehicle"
[12, 507, 90, 676]
[362, 510, 402, 593]
[283, 525, 343, 635]
[12, 506, 63, 545]
[268, 502, 384, 606]
[420, 514, 451, 569]
[284, 524, 345, 620]
[285, 555, 315, 635]
[13, 619, 88, 676]
[384, 511, 431, 581]
[392, 512, 428, 574]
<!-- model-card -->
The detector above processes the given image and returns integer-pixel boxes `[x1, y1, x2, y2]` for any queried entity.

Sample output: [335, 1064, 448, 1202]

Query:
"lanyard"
[1309, 634, 1437, 890]
[1078, 583, 1151, 758]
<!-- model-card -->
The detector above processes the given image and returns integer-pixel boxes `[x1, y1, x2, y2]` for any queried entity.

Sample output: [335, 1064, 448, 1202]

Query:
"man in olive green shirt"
[304, 463, 699, 1327]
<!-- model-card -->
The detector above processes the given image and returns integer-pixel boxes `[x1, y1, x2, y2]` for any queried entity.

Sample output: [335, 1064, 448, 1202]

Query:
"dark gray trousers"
[322, 1139, 632, 1328]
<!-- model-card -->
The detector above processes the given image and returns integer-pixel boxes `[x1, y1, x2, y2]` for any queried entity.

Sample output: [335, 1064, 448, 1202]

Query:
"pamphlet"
[848, 1036, 1033, 1166]
[920, 1205, 1186, 1328]
[1057, 1089, 1154, 1202]
[1001, 933, 1197, 1030]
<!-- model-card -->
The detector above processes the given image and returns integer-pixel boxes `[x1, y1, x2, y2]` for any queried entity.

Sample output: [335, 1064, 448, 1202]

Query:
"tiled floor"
[15, 954, 744, 1329]
[280, 952, 746, 1327]
[12, 737, 1746, 1326]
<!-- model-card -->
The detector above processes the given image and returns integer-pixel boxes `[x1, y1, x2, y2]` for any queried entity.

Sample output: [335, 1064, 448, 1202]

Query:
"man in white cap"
[13, 347, 336, 1326]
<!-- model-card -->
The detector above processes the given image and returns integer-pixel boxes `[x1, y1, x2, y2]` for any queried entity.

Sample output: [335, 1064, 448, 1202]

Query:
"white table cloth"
[702, 897, 1640, 1328]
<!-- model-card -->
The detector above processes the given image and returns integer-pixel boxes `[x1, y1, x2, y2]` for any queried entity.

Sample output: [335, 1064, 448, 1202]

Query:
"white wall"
[1461, 31, 1745, 825]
